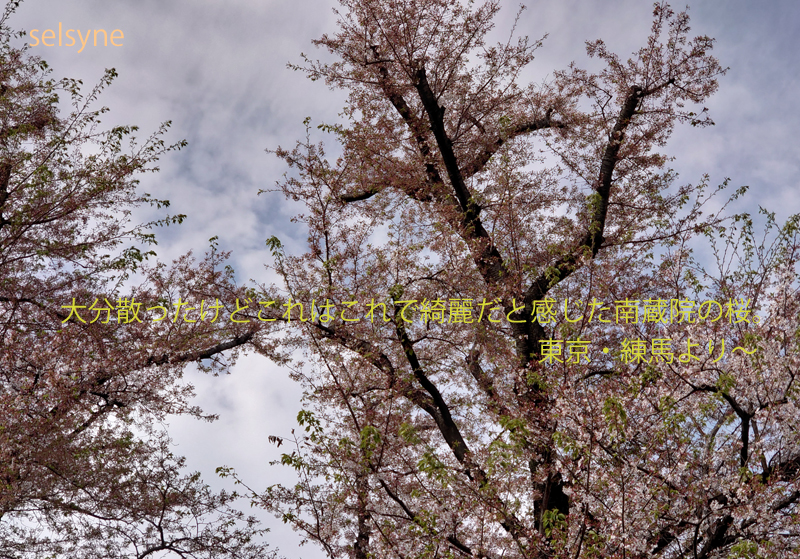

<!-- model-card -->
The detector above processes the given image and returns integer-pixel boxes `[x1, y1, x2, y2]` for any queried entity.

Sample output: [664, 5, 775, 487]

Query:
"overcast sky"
[10, 0, 800, 557]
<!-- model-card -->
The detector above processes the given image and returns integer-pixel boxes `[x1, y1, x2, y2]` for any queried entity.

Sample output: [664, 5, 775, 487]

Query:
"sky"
[9, 0, 800, 557]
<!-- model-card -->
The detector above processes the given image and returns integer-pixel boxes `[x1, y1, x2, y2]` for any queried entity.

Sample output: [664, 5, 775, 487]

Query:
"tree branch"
[512, 85, 645, 365]
[391, 302, 530, 546]
[462, 111, 565, 178]
[145, 332, 255, 366]
[377, 478, 480, 558]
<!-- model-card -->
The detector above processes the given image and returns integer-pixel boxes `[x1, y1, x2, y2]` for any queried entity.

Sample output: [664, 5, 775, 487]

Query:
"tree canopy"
[222, 1, 800, 558]
[0, 3, 270, 556]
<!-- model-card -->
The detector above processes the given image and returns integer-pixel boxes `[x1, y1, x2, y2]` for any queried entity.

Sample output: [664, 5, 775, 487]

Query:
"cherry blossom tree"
[0, 3, 270, 557]
[233, 0, 800, 557]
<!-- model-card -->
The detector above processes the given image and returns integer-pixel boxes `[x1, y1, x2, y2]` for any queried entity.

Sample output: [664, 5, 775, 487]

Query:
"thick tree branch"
[692, 383, 754, 467]
[413, 67, 477, 219]
[392, 302, 530, 547]
[339, 186, 381, 203]
[145, 332, 255, 366]
[762, 452, 800, 484]
[696, 514, 734, 559]
[462, 111, 565, 179]
[353, 473, 371, 559]
[311, 321, 438, 412]
[512, 85, 645, 365]
[466, 349, 513, 417]
[772, 490, 800, 512]
[0, 162, 11, 231]
[367, 51, 443, 200]
[393, 306, 475, 471]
